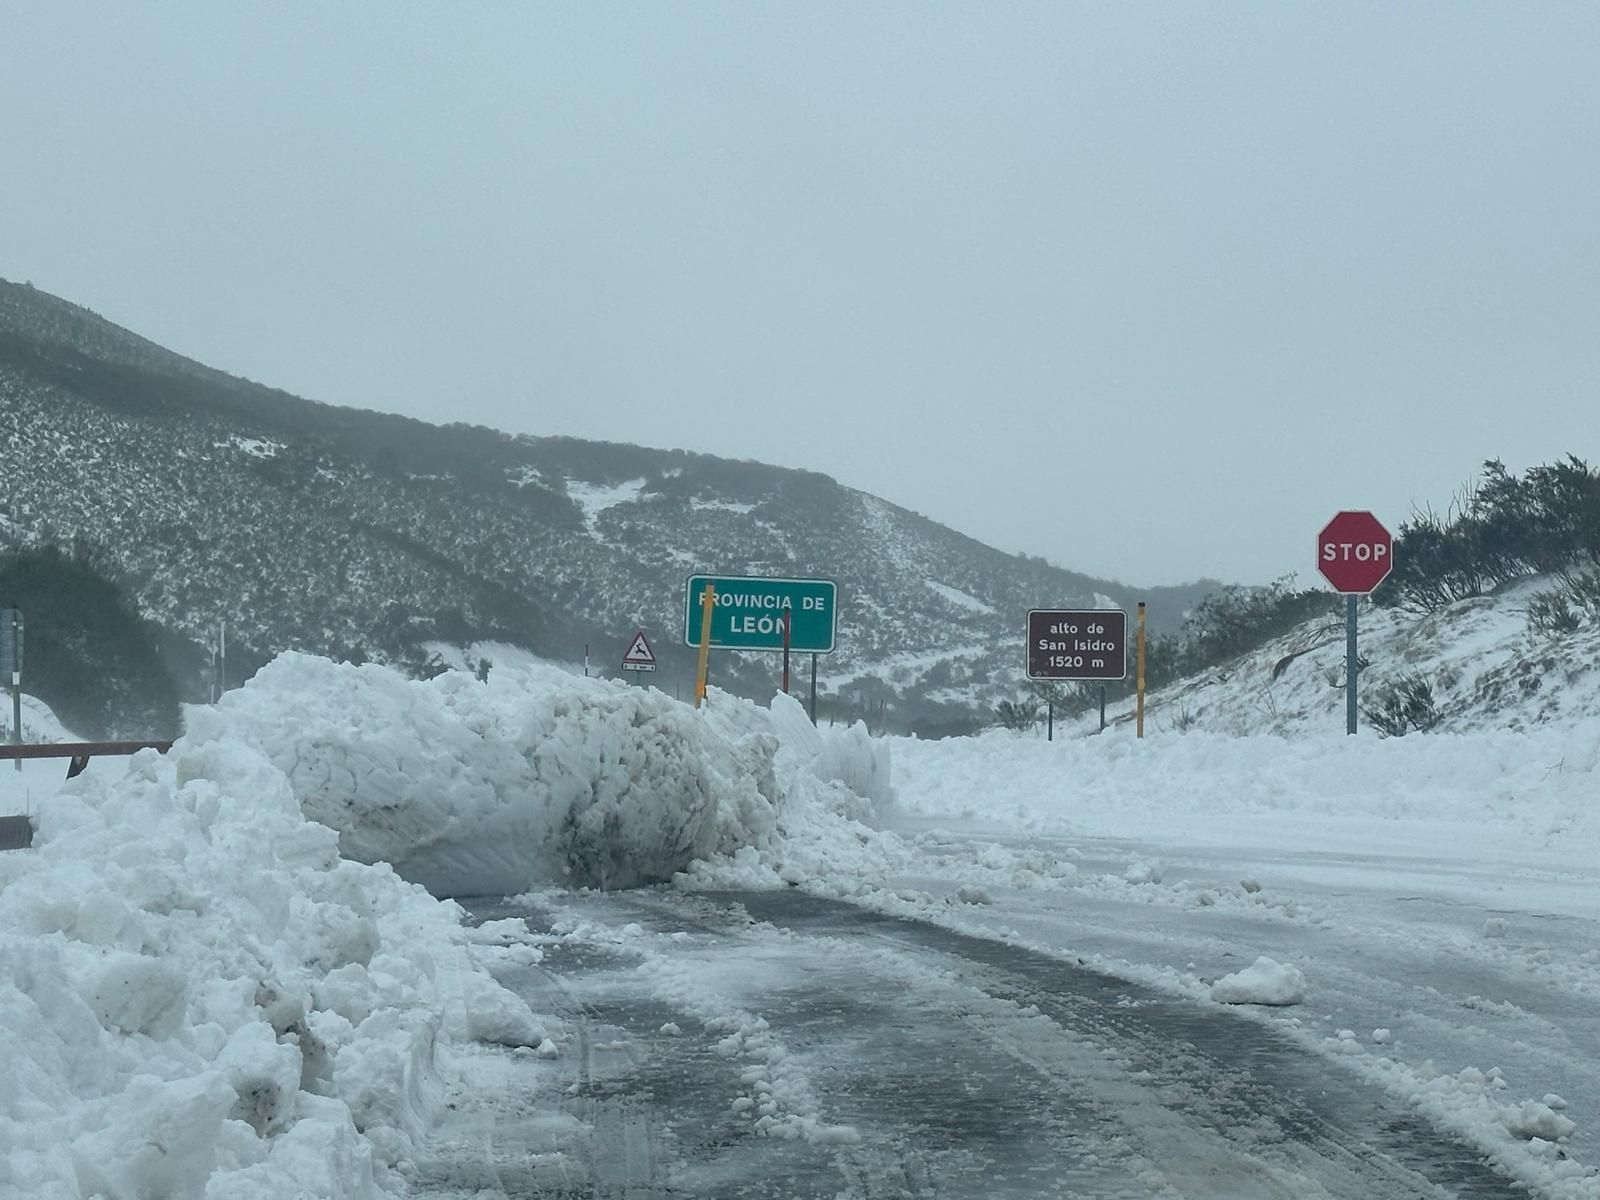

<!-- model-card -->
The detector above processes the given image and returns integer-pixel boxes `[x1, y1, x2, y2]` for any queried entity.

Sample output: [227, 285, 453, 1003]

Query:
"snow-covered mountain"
[0, 279, 1214, 735]
[1070, 574, 1600, 739]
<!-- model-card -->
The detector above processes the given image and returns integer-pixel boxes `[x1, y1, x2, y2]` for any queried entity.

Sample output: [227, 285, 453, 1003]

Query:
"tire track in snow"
[693, 887, 1530, 1199]
[419, 890, 1533, 1198]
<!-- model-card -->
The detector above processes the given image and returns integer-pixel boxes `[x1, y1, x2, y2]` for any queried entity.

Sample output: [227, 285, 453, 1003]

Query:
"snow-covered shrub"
[1378, 456, 1600, 612]
[1362, 673, 1441, 738]
[1526, 589, 1583, 636]
[1567, 565, 1600, 614]
[1528, 566, 1600, 637]
[994, 698, 1039, 731]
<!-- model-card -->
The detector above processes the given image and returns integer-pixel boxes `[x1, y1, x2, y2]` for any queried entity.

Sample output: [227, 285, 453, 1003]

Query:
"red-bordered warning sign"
[621, 630, 657, 671]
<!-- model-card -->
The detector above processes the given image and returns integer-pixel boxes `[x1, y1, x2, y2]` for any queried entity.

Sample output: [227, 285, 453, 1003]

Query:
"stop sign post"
[1318, 511, 1395, 734]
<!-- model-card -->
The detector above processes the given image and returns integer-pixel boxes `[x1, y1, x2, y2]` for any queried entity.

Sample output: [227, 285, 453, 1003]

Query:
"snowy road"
[412, 880, 1537, 1199]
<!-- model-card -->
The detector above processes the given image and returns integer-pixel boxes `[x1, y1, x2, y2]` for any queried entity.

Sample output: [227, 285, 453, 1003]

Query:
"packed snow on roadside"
[0, 734, 549, 1199]
[196, 653, 889, 897]
[0, 657, 891, 1199]
[0, 689, 81, 745]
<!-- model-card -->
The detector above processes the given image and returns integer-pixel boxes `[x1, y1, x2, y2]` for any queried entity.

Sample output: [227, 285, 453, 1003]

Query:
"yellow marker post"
[693, 582, 716, 708]
[1135, 601, 1147, 739]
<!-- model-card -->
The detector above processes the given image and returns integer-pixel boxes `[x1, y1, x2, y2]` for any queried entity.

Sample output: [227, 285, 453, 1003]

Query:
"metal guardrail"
[0, 741, 175, 852]
[0, 815, 32, 851]
[0, 740, 175, 779]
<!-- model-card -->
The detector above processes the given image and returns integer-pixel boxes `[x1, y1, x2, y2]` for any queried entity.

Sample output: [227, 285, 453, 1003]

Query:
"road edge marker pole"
[693, 582, 716, 708]
[1136, 602, 1147, 739]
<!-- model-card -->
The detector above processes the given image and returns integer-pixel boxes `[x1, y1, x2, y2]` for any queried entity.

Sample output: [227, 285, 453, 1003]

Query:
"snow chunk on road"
[1124, 859, 1165, 885]
[459, 979, 547, 1048]
[1210, 956, 1306, 1006]
[1508, 1100, 1577, 1141]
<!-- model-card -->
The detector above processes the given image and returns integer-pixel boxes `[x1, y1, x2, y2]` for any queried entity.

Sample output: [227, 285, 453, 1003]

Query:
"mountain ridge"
[0, 278, 1219, 733]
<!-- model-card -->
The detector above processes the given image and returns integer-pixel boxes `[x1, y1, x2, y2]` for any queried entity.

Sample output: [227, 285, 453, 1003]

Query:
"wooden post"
[693, 583, 716, 708]
[1136, 601, 1147, 739]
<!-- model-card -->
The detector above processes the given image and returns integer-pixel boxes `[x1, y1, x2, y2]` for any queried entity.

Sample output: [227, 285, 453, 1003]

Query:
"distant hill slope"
[0, 278, 1216, 733]
[1076, 575, 1600, 738]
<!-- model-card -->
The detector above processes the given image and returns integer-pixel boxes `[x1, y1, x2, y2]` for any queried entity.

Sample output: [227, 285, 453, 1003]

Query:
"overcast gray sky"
[4, 3, 1597, 587]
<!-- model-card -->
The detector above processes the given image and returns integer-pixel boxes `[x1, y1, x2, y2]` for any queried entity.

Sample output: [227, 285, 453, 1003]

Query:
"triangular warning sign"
[621, 630, 657, 670]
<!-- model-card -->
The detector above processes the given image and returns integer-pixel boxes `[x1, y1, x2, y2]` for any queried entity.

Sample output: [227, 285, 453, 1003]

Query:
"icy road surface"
[409, 864, 1568, 1198]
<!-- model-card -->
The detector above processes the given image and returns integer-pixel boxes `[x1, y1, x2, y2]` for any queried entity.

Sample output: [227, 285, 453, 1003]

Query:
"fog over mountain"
[0, 279, 1216, 734]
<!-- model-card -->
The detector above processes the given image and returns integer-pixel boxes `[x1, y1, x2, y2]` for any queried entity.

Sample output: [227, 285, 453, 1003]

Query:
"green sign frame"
[684, 575, 837, 653]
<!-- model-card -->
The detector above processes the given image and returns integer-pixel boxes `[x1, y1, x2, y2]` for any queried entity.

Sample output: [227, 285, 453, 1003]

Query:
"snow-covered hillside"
[1067, 575, 1600, 739]
[0, 277, 1214, 735]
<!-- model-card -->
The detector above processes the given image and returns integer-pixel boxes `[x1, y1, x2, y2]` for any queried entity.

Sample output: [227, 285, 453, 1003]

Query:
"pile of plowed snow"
[0, 735, 541, 1199]
[1, 655, 891, 1198]
[196, 653, 890, 896]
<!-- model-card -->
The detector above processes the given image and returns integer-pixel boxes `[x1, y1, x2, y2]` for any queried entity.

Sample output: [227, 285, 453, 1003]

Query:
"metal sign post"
[1346, 595, 1359, 735]
[809, 653, 818, 724]
[1, 609, 22, 771]
[1317, 511, 1395, 735]
[781, 612, 791, 694]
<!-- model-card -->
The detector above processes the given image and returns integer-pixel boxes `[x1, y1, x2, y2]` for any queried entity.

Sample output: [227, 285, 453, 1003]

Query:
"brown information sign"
[1026, 609, 1127, 681]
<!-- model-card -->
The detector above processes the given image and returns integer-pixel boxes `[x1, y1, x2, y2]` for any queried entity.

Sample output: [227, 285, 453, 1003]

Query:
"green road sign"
[684, 575, 837, 653]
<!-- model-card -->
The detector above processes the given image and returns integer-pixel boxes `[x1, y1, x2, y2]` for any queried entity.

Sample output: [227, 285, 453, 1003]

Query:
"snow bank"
[718, 691, 892, 824]
[0, 690, 81, 745]
[0, 735, 537, 1199]
[0, 655, 898, 1199]
[193, 655, 786, 895]
[1060, 580, 1600, 739]
[197, 655, 891, 898]
[891, 725, 1600, 858]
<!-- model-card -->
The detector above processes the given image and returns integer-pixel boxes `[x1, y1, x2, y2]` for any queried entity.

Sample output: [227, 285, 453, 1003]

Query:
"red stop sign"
[1318, 511, 1394, 594]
